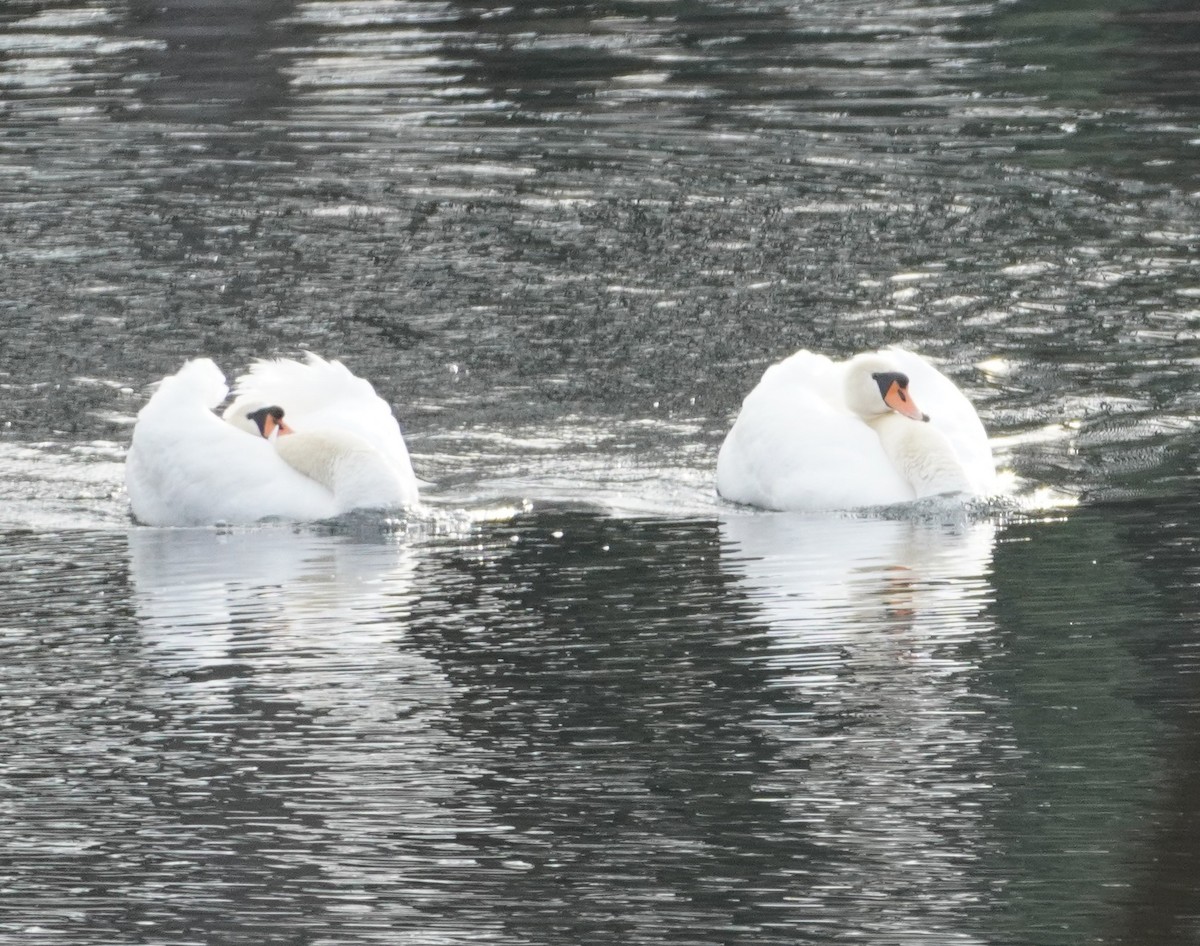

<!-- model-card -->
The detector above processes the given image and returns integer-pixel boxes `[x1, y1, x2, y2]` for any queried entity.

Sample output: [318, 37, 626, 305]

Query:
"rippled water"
[2, 1, 1200, 943]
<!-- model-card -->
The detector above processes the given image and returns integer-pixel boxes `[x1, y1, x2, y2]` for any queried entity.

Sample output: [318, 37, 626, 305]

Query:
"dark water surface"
[2, 1, 1200, 943]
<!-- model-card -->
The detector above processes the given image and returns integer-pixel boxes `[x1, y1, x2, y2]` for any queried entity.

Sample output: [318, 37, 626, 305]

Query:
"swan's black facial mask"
[246, 406, 287, 438]
[872, 371, 909, 402]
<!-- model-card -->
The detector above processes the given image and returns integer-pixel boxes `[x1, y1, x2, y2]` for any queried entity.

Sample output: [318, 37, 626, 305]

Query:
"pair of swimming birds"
[125, 349, 996, 527]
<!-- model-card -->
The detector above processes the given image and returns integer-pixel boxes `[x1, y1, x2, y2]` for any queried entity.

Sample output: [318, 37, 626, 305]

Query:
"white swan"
[716, 348, 995, 511]
[125, 354, 419, 526]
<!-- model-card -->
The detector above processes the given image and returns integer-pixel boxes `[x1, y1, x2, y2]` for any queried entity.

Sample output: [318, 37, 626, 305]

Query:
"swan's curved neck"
[870, 414, 971, 499]
[274, 430, 410, 511]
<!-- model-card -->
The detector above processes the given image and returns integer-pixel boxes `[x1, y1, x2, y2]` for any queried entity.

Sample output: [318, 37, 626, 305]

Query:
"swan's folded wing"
[232, 354, 417, 483]
[885, 348, 996, 491]
[126, 359, 336, 526]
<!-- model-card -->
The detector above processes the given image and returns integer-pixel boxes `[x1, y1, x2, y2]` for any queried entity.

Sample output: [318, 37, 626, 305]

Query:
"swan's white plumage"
[224, 353, 414, 478]
[126, 355, 418, 526]
[716, 348, 995, 511]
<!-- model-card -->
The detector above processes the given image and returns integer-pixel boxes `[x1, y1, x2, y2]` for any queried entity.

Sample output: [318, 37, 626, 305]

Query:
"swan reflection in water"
[719, 510, 1002, 942]
[125, 525, 505, 936]
[128, 525, 425, 692]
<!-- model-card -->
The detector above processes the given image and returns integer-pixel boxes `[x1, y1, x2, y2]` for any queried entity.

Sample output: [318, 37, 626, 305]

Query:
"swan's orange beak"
[264, 415, 294, 438]
[883, 379, 930, 422]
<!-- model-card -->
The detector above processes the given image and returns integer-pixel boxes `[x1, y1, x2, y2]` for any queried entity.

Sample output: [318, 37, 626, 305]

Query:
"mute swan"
[125, 354, 419, 526]
[716, 348, 995, 511]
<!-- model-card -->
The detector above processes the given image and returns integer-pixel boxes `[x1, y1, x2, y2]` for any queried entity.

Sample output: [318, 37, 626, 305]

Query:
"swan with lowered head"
[125, 353, 419, 526]
[716, 348, 995, 511]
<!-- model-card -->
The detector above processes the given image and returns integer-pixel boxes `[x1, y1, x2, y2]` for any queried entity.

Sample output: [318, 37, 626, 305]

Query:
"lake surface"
[2, 0, 1199, 943]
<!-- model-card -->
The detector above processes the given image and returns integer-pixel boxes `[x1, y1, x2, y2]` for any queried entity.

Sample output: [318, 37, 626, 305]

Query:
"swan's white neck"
[870, 413, 972, 499]
[274, 430, 411, 512]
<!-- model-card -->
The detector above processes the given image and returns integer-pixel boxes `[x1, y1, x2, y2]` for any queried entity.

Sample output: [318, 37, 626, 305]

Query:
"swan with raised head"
[716, 348, 995, 511]
[125, 354, 419, 526]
